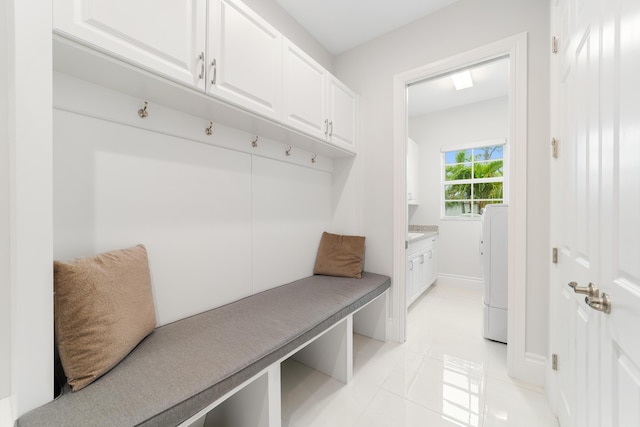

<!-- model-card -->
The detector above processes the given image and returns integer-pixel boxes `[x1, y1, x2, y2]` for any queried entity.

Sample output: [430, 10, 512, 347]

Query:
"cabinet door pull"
[210, 58, 217, 85]
[329, 120, 333, 136]
[324, 119, 329, 136]
[198, 52, 205, 79]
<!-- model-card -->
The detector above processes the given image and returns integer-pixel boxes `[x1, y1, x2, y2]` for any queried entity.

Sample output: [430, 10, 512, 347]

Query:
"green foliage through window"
[443, 144, 504, 218]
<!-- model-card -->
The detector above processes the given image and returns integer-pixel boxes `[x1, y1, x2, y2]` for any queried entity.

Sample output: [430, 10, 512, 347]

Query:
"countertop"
[407, 230, 438, 243]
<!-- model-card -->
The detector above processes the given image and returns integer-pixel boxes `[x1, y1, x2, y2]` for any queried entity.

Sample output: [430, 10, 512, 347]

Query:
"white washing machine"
[479, 204, 508, 343]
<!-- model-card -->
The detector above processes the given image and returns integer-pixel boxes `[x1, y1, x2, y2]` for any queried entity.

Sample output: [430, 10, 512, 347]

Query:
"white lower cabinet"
[407, 235, 438, 306]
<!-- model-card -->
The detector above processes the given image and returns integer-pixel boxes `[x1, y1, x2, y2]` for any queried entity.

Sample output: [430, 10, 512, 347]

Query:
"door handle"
[585, 293, 611, 314]
[567, 281, 600, 297]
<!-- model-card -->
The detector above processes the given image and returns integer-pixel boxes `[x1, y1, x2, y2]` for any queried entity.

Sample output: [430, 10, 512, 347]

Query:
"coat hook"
[251, 136, 259, 148]
[311, 154, 317, 163]
[138, 101, 149, 118]
[205, 121, 213, 136]
[285, 146, 292, 156]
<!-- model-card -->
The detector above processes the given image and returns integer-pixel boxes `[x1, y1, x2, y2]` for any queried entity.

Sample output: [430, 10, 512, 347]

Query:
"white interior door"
[599, 0, 640, 425]
[552, 0, 640, 426]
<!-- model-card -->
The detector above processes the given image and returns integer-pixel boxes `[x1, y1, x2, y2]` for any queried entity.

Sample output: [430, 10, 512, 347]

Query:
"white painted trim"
[53, 72, 334, 174]
[392, 33, 535, 384]
[0, 396, 15, 427]
[439, 138, 507, 153]
[519, 353, 547, 387]
[436, 274, 483, 288]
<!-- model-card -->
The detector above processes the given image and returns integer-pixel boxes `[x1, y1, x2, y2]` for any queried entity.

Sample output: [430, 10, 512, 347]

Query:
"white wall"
[6, 0, 54, 418]
[53, 76, 334, 326]
[334, 0, 550, 356]
[0, 0, 11, 402]
[409, 97, 508, 280]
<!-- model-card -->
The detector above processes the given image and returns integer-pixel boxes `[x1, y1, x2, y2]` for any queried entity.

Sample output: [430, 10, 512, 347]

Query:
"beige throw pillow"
[54, 244, 157, 391]
[313, 232, 366, 279]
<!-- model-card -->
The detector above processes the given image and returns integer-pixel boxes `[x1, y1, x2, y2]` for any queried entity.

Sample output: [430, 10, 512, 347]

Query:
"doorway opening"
[391, 33, 538, 384]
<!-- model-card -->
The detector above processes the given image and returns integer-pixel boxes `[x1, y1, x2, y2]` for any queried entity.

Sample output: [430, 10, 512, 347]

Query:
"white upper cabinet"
[282, 40, 327, 140]
[53, 0, 207, 89]
[283, 40, 357, 154]
[327, 76, 357, 152]
[53, 0, 357, 156]
[207, 0, 282, 121]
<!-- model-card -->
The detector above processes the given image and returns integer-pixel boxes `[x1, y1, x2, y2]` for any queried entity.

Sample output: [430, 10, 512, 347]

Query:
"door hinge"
[552, 353, 558, 371]
[552, 247, 558, 264]
[551, 138, 559, 159]
[552, 36, 559, 54]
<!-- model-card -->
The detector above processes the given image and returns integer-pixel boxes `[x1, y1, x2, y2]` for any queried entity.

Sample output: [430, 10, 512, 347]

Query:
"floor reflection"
[441, 354, 484, 426]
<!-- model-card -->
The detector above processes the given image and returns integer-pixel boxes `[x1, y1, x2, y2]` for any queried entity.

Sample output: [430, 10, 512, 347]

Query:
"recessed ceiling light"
[451, 70, 473, 90]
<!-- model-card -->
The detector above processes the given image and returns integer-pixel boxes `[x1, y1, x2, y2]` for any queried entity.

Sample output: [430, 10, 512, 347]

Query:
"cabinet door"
[327, 75, 357, 153]
[208, 0, 282, 121]
[54, 0, 206, 88]
[429, 238, 438, 285]
[407, 256, 417, 305]
[282, 39, 327, 140]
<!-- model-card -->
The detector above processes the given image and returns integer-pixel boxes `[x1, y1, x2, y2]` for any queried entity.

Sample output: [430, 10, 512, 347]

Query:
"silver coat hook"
[251, 136, 259, 148]
[138, 101, 149, 118]
[285, 146, 292, 156]
[205, 121, 213, 136]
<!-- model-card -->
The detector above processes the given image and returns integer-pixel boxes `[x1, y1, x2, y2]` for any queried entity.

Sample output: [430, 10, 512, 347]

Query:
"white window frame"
[440, 138, 508, 220]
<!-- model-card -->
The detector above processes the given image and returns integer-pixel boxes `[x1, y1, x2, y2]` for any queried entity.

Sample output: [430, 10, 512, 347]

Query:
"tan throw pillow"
[54, 244, 157, 391]
[313, 232, 366, 279]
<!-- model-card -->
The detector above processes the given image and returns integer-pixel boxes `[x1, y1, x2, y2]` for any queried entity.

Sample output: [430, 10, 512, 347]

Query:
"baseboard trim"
[0, 395, 15, 427]
[435, 274, 482, 288]
[511, 352, 546, 387]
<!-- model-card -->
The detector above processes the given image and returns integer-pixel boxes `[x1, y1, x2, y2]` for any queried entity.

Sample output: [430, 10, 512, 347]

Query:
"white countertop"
[407, 231, 438, 242]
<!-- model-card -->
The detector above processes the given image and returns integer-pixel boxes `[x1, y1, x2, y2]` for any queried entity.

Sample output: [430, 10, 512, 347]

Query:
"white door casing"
[392, 33, 533, 383]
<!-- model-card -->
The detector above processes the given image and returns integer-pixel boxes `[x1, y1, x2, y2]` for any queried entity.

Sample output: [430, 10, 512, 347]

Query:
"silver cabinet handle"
[585, 293, 611, 314]
[324, 119, 329, 136]
[409, 260, 413, 271]
[210, 58, 217, 85]
[567, 281, 600, 297]
[198, 52, 205, 79]
[329, 120, 333, 136]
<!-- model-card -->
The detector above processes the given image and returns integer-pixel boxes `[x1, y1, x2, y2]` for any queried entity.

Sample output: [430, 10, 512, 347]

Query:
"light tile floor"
[281, 283, 559, 427]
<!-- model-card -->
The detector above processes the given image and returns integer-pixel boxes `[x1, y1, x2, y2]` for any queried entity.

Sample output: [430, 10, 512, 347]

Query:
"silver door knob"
[567, 281, 600, 297]
[585, 293, 611, 314]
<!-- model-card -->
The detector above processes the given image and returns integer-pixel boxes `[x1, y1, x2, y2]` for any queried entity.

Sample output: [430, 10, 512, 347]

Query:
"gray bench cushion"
[18, 272, 390, 427]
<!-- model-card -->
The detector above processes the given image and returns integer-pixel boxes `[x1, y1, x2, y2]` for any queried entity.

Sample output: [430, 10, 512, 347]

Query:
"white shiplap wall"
[53, 75, 333, 326]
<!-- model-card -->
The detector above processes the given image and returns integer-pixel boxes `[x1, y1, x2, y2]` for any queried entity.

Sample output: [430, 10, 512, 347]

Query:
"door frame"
[391, 32, 541, 384]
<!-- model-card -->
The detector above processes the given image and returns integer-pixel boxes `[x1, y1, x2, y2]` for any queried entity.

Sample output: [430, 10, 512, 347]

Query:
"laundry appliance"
[479, 204, 508, 343]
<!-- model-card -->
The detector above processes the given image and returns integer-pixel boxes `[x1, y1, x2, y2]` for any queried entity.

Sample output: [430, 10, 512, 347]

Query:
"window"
[442, 141, 506, 219]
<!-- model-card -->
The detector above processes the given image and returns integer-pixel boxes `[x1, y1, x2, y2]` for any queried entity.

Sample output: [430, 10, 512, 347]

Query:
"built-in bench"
[17, 272, 390, 427]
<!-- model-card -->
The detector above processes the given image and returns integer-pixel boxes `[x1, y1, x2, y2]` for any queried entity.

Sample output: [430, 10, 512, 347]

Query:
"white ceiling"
[408, 57, 510, 117]
[274, 0, 460, 55]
